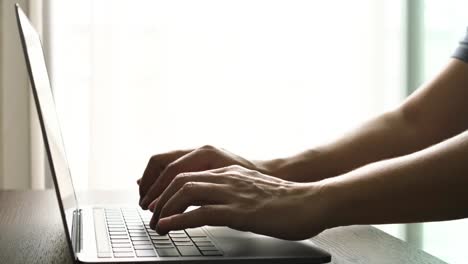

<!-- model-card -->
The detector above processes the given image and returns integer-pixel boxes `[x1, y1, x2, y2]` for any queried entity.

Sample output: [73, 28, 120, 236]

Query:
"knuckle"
[198, 145, 220, 157]
[164, 162, 178, 175]
[227, 164, 243, 171]
[200, 144, 216, 151]
[180, 182, 195, 194]
[174, 173, 189, 184]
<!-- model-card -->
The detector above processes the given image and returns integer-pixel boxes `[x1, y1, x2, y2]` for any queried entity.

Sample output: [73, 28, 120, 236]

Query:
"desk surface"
[0, 190, 445, 264]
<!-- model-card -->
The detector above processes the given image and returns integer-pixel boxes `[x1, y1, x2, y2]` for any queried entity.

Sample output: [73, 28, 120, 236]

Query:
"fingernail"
[148, 198, 158, 212]
[140, 197, 148, 209]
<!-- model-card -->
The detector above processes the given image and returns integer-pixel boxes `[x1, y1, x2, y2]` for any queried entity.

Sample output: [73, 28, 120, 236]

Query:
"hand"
[149, 165, 331, 241]
[138, 145, 265, 210]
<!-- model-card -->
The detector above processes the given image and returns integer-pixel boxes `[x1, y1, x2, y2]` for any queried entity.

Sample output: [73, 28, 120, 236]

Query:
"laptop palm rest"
[206, 226, 331, 262]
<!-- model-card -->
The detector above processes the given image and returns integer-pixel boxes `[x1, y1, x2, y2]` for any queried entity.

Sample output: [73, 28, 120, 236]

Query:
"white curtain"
[49, 0, 405, 191]
[0, 0, 47, 190]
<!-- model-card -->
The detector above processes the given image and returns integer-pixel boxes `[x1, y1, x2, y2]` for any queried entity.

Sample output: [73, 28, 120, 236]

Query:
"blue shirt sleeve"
[452, 28, 468, 63]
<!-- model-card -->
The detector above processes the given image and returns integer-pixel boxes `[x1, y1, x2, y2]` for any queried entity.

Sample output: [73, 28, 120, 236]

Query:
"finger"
[148, 198, 158, 212]
[151, 171, 226, 220]
[139, 149, 191, 205]
[153, 182, 231, 228]
[156, 205, 231, 234]
[140, 148, 216, 209]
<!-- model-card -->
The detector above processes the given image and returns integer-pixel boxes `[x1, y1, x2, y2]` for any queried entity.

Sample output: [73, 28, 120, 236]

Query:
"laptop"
[15, 3, 331, 263]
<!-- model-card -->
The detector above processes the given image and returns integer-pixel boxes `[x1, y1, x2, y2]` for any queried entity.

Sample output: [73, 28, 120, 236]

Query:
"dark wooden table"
[0, 190, 446, 264]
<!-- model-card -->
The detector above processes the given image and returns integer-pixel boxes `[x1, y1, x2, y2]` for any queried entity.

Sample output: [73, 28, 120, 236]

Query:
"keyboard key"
[156, 248, 179, 257]
[178, 245, 201, 256]
[136, 249, 157, 257]
[186, 228, 206, 237]
[169, 233, 188, 238]
[152, 237, 170, 242]
[127, 225, 144, 229]
[198, 245, 217, 251]
[109, 231, 127, 235]
[112, 247, 133, 252]
[112, 243, 132, 248]
[111, 239, 130, 243]
[108, 223, 125, 226]
[169, 230, 185, 234]
[129, 230, 146, 234]
[151, 237, 171, 242]
[106, 216, 122, 219]
[108, 228, 125, 232]
[109, 228, 126, 232]
[151, 234, 169, 239]
[174, 241, 193, 246]
[107, 218, 124, 221]
[134, 244, 154, 250]
[154, 242, 173, 247]
[201, 250, 223, 256]
[192, 237, 210, 242]
[126, 221, 142, 225]
[109, 235, 128, 239]
[154, 244, 175, 249]
[131, 237, 150, 241]
[195, 241, 214, 247]
[114, 252, 135, 258]
[128, 227, 145, 231]
[130, 233, 148, 237]
[172, 237, 191, 242]
[133, 241, 152, 245]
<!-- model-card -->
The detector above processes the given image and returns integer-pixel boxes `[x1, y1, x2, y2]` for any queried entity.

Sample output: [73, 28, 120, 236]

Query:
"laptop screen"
[16, 6, 79, 214]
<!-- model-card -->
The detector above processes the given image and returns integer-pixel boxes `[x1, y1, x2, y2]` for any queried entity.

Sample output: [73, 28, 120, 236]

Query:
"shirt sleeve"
[452, 27, 468, 63]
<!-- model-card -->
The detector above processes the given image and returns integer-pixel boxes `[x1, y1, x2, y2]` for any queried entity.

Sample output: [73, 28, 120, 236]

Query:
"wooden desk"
[0, 190, 445, 264]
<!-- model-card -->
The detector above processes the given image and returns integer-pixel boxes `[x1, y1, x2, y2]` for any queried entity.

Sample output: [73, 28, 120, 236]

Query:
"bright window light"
[49, 0, 405, 190]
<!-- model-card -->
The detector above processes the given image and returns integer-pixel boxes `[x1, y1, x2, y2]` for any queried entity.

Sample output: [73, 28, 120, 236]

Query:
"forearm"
[260, 60, 468, 183]
[323, 129, 468, 228]
[259, 109, 435, 182]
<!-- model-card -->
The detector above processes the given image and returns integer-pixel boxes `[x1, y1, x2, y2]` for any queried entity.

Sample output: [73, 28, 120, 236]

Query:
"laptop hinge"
[72, 209, 83, 253]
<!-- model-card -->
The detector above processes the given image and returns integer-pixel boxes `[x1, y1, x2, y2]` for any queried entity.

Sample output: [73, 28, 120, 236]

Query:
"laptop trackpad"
[205, 226, 331, 262]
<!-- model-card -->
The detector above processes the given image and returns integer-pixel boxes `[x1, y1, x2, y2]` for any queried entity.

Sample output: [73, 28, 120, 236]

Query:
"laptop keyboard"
[99, 207, 223, 258]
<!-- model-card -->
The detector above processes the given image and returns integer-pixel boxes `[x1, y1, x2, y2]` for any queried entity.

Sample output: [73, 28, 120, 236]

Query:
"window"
[419, 1, 468, 263]
[49, 0, 405, 191]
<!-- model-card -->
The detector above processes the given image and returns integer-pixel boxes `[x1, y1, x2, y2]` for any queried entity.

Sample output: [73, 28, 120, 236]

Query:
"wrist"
[295, 180, 342, 237]
[314, 177, 348, 230]
[254, 148, 329, 182]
